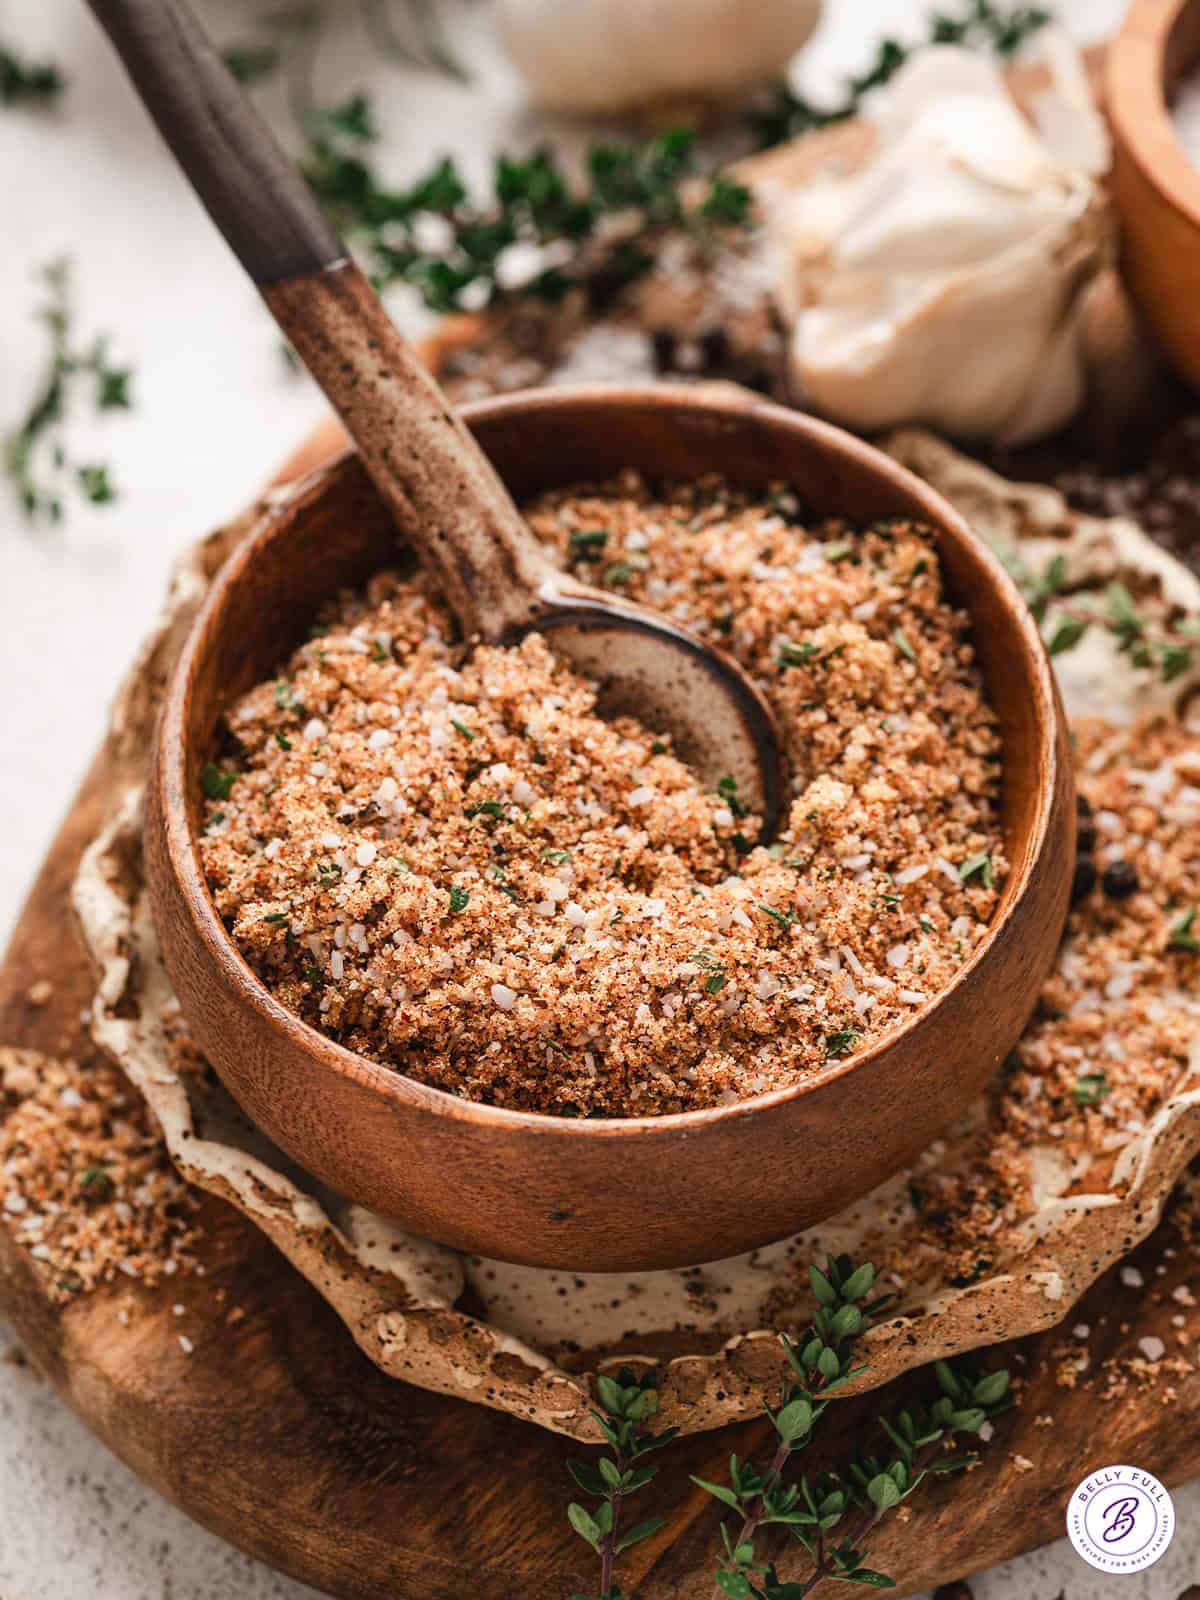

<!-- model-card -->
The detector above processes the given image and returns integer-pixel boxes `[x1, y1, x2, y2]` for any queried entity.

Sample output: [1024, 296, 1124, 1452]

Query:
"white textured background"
[6, 1, 1196, 1596]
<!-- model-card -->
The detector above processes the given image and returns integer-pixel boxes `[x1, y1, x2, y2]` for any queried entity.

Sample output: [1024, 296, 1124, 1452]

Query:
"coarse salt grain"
[355, 841, 378, 867]
[491, 983, 518, 1010]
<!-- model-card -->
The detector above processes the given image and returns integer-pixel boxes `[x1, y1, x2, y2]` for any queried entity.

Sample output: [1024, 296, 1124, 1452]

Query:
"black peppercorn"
[1072, 857, 1097, 904]
[699, 326, 730, 369]
[1102, 859, 1139, 900]
[650, 327, 676, 373]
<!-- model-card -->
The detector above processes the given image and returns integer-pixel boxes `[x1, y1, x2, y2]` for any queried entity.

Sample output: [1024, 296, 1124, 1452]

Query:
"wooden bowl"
[145, 384, 1074, 1272]
[1108, 0, 1200, 388]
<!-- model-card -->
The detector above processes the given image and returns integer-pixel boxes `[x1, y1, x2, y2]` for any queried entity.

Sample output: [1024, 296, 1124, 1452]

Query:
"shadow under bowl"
[145, 384, 1074, 1272]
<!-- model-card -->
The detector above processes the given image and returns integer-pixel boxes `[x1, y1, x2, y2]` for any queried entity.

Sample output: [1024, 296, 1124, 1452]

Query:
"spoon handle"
[88, 0, 554, 641]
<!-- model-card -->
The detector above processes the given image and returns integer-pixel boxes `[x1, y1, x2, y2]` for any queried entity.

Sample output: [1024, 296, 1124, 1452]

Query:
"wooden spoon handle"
[87, 0, 341, 284]
[264, 262, 553, 640]
[87, 0, 555, 642]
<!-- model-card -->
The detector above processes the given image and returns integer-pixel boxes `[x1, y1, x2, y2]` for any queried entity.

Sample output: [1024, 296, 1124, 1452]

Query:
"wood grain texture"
[2, 775, 1200, 1600]
[144, 384, 1073, 1273]
[1108, 0, 1200, 389]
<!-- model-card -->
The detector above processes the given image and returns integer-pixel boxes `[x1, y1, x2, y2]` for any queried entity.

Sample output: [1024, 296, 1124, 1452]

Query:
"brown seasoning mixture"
[200, 474, 1005, 1116]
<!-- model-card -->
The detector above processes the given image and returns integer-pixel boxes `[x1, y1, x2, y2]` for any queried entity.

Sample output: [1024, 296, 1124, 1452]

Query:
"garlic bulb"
[496, 0, 822, 114]
[767, 36, 1112, 447]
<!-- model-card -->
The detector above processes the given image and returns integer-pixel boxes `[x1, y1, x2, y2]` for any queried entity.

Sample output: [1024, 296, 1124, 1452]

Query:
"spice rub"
[199, 474, 1004, 1116]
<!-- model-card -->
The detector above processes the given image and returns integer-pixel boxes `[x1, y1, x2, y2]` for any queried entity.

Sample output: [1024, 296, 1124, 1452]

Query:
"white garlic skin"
[496, 0, 822, 113]
[768, 39, 1113, 448]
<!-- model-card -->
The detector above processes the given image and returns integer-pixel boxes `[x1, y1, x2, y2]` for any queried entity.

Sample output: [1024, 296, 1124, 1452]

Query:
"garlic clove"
[495, 0, 822, 113]
[769, 38, 1113, 446]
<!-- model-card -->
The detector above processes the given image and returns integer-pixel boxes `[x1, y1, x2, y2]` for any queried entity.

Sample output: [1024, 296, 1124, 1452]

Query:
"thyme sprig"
[300, 111, 752, 314]
[1, 42, 65, 107]
[5, 259, 134, 524]
[567, 1366, 677, 1600]
[695, 1259, 1010, 1597]
[747, 0, 1050, 149]
[1017, 553, 1200, 683]
[565, 1256, 1010, 1599]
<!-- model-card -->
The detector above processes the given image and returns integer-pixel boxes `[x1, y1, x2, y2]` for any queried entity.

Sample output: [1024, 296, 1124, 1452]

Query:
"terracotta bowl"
[145, 384, 1074, 1272]
[1108, 0, 1200, 388]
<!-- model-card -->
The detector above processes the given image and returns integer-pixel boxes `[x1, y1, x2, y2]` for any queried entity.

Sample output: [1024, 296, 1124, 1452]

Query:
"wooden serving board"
[1, 386, 1199, 1597]
[3, 751, 1200, 1600]
[5, 40, 1200, 1593]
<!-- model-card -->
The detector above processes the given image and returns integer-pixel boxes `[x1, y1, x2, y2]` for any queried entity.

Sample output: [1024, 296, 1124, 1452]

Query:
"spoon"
[87, 0, 786, 832]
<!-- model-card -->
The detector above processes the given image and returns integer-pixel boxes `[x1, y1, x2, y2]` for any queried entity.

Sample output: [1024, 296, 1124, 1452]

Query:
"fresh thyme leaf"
[717, 775, 748, 818]
[1, 44, 65, 107]
[466, 799, 505, 820]
[777, 640, 820, 668]
[757, 902, 794, 928]
[705, 972, 727, 994]
[297, 106, 754, 317]
[447, 885, 470, 913]
[892, 627, 917, 664]
[568, 528, 608, 558]
[1073, 1072, 1109, 1106]
[201, 762, 236, 800]
[1047, 615, 1090, 656]
[76, 463, 115, 505]
[273, 678, 304, 715]
[6, 259, 134, 524]
[959, 850, 994, 889]
[603, 560, 634, 588]
[746, 0, 1049, 148]
[824, 1030, 859, 1059]
[541, 848, 572, 864]
[222, 43, 282, 85]
[451, 717, 478, 739]
[1169, 907, 1199, 953]
[275, 731, 293, 750]
[79, 1165, 112, 1194]
[263, 911, 291, 925]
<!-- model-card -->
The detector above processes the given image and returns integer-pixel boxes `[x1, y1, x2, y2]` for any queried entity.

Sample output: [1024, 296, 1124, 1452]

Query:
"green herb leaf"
[447, 885, 470, 914]
[201, 762, 236, 800]
[6, 259, 133, 523]
[824, 1030, 859, 1059]
[691, 1476, 743, 1511]
[1047, 615, 1091, 656]
[958, 851, 994, 889]
[569, 529, 608, 558]
[567, 1502, 603, 1551]
[1073, 1072, 1109, 1107]
[1169, 908, 1199, 953]
[615, 1516, 665, 1553]
[451, 717, 477, 740]
[1, 46, 65, 107]
[892, 627, 917, 664]
[777, 641, 820, 668]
